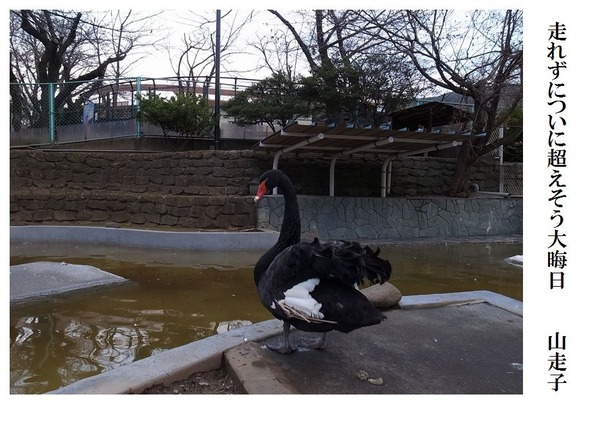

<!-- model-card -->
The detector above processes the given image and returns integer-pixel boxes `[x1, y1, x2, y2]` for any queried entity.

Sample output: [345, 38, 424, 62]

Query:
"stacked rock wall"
[10, 148, 507, 235]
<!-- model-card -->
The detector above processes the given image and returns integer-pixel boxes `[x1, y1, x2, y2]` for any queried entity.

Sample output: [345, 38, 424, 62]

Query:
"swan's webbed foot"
[266, 321, 296, 354]
[296, 332, 327, 350]
[266, 339, 296, 354]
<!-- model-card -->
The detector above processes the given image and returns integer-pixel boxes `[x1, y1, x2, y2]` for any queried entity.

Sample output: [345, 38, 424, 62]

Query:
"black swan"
[253, 169, 392, 353]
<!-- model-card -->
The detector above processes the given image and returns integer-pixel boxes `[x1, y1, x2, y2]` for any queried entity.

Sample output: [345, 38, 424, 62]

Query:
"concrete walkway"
[229, 298, 522, 394]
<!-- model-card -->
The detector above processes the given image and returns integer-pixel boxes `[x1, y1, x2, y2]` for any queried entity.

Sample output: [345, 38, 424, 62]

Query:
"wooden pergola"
[255, 122, 484, 197]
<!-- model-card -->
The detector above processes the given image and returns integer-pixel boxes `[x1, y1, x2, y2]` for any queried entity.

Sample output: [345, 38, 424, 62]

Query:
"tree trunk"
[445, 142, 479, 197]
[10, 68, 22, 132]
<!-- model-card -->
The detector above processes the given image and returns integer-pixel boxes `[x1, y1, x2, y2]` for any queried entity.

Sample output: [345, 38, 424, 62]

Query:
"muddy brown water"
[10, 240, 522, 394]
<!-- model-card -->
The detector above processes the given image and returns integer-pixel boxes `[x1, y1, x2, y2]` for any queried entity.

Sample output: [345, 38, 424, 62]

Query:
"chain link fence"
[500, 162, 523, 196]
[481, 128, 523, 196]
[9, 76, 272, 147]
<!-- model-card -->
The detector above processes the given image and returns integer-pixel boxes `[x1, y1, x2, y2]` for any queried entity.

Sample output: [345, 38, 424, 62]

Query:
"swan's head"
[254, 169, 286, 203]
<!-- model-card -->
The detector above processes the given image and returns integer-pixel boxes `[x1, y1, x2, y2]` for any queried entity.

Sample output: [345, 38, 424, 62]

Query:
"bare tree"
[268, 9, 421, 125]
[89, 10, 164, 79]
[10, 9, 161, 128]
[363, 9, 523, 196]
[251, 25, 306, 81]
[164, 10, 254, 92]
[268, 10, 357, 122]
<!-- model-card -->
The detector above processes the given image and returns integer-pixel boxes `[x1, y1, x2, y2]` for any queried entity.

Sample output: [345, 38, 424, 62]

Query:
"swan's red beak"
[254, 180, 268, 203]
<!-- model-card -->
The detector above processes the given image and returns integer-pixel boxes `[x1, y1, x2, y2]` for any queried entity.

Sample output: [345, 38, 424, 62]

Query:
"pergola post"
[329, 155, 339, 196]
[272, 133, 325, 194]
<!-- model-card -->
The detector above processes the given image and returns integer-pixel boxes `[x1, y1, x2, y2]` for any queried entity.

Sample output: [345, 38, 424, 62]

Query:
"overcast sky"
[126, 10, 298, 80]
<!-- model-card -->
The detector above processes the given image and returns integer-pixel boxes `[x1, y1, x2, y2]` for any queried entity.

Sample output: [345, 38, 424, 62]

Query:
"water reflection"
[10, 241, 522, 394]
[11, 310, 151, 391]
[381, 242, 522, 300]
[10, 267, 272, 394]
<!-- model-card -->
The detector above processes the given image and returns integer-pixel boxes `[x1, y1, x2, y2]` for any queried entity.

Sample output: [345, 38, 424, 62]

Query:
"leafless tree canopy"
[11, 10, 161, 83]
[10, 9, 162, 128]
[356, 9, 523, 195]
[369, 10, 523, 133]
[164, 10, 255, 91]
[264, 10, 426, 125]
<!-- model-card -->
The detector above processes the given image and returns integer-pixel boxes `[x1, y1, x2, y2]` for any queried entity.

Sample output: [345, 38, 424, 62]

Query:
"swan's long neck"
[274, 178, 301, 249]
[254, 176, 301, 285]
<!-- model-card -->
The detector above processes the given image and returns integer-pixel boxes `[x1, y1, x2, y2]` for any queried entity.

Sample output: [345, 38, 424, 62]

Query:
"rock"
[357, 370, 369, 381]
[505, 255, 523, 267]
[361, 282, 402, 308]
[368, 377, 384, 386]
[216, 320, 252, 334]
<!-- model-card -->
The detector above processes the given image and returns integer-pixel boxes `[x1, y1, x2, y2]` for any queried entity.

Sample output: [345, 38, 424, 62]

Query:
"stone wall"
[257, 195, 523, 240]
[11, 189, 257, 229]
[10, 150, 272, 229]
[10, 148, 503, 231]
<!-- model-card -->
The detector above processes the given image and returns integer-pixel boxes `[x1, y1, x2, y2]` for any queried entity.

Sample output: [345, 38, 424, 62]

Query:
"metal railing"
[9, 76, 270, 147]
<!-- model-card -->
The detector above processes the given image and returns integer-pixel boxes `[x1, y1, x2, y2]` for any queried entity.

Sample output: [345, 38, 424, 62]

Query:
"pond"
[10, 240, 522, 394]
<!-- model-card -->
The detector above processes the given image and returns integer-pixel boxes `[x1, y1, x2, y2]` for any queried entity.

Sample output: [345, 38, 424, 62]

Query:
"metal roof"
[254, 122, 485, 197]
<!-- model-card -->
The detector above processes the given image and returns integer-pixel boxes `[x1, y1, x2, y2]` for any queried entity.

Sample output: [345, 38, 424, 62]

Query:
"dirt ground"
[142, 366, 242, 394]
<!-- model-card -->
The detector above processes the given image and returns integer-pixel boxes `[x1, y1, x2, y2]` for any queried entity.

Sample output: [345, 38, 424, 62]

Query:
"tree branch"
[269, 9, 319, 72]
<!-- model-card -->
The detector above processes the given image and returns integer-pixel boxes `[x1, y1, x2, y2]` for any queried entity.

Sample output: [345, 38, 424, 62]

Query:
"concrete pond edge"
[10, 225, 280, 251]
[48, 290, 522, 394]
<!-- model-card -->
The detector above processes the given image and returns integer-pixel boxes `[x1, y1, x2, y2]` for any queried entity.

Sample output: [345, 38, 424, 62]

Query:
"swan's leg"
[266, 321, 295, 354]
[297, 332, 327, 350]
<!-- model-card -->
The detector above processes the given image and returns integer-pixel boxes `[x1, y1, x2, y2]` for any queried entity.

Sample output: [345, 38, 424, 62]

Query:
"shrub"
[138, 93, 215, 144]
